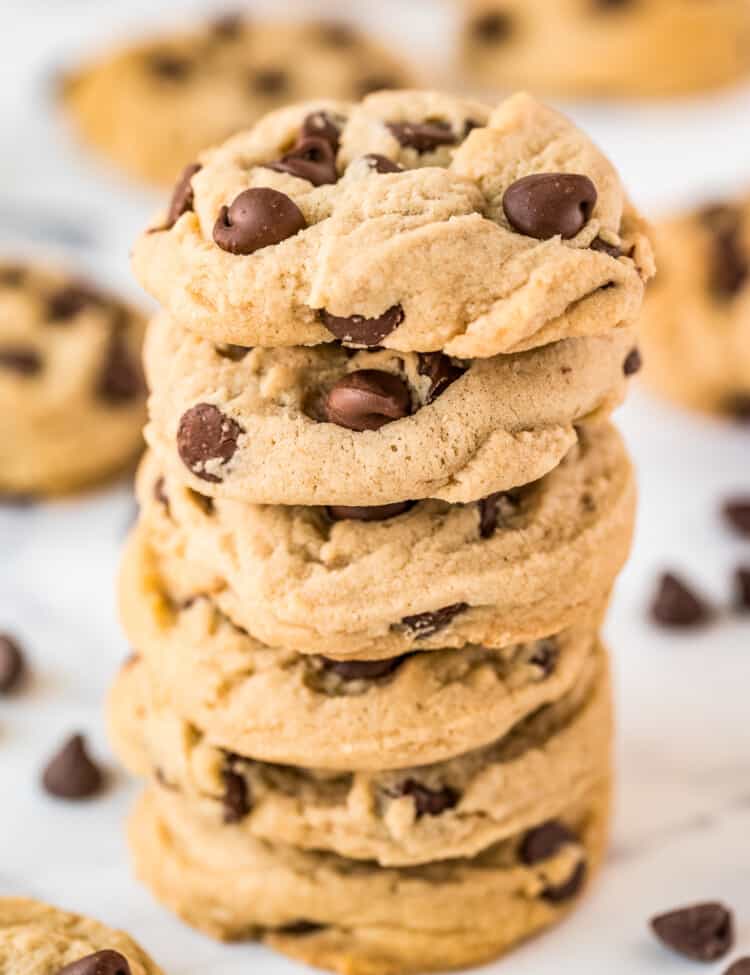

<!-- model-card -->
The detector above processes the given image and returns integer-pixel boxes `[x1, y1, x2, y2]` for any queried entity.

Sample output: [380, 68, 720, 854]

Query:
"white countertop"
[1, 3, 749, 973]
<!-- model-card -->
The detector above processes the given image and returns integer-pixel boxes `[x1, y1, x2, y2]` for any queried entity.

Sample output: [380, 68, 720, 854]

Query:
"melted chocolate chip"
[319, 655, 409, 681]
[267, 136, 338, 186]
[471, 11, 514, 42]
[503, 173, 598, 240]
[417, 352, 466, 403]
[177, 403, 243, 482]
[528, 638, 559, 676]
[42, 733, 103, 800]
[650, 572, 712, 628]
[542, 861, 587, 903]
[0, 346, 42, 375]
[213, 188, 307, 255]
[319, 305, 404, 346]
[55, 950, 132, 975]
[362, 154, 403, 174]
[164, 162, 202, 230]
[327, 501, 413, 522]
[520, 820, 577, 864]
[651, 903, 734, 962]
[222, 764, 251, 823]
[590, 236, 622, 258]
[301, 112, 341, 153]
[216, 343, 252, 361]
[400, 603, 468, 637]
[324, 370, 411, 431]
[147, 51, 193, 81]
[250, 68, 288, 95]
[97, 328, 142, 404]
[387, 121, 457, 153]
[623, 347, 642, 376]
[394, 779, 459, 817]
[0, 633, 25, 693]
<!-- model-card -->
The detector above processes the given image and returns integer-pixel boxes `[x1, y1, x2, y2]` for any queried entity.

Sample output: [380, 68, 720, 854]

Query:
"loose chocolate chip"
[164, 162, 201, 230]
[362, 153, 403, 174]
[520, 820, 577, 864]
[147, 52, 192, 81]
[401, 603, 468, 637]
[623, 347, 642, 376]
[417, 352, 466, 403]
[267, 136, 338, 186]
[319, 304, 404, 346]
[324, 370, 411, 431]
[471, 11, 514, 43]
[301, 112, 341, 153]
[55, 949, 132, 975]
[0, 346, 42, 375]
[222, 764, 251, 823]
[650, 572, 712, 627]
[177, 403, 242, 482]
[216, 343, 252, 361]
[42, 733, 103, 800]
[725, 394, 750, 423]
[153, 477, 168, 507]
[387, 121, 457, 153]
[250, 68, 288, 95]
[97, 328, 142, 404]
[651, 903, 734, 962]
[46, 284, 101, 322]
[327, 501, 413, 522]
[725, 959, 750, 975]
[356, 75, 400, 97]
[528, 638, 559, 676]
[316, 22, 357, 47]
[277, 921, 325, 936]
[590, 236, 622, 258]
[542, 861, 588, 903]
[734, 567, 750, 611]
[0, 633, 25, 693]
[319, 655, 409, 681]
[395, 779, 459, 817]
[503, 173, 598, 240]
[213, 187, 307, 255]
[723, 498, 750, 537]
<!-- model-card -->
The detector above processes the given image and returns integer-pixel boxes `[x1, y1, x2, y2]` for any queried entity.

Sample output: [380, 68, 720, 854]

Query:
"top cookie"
[0, 897, 163, 975]
[60, 16, 415, 187]
[133, 90, 654, 358]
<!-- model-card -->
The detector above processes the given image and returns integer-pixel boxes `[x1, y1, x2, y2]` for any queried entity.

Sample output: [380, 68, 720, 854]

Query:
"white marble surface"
[1, 3, 749, 973]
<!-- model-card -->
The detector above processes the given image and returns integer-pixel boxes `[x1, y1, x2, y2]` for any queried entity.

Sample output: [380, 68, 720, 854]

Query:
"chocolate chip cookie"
[132, 90, 653, 357]
[640, 196, 750, 419]
[460, 0, 750, 97]
[60, 16, 414, 186]
[0, 262, 146, 496]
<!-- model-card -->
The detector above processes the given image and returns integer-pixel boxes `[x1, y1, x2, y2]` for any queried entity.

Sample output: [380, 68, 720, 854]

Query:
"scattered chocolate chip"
[0, 346, 42, 375]
[387, 121, 457, 153]
[725, 394, 750, 423]
[250, 68, 288, 95]
[319, 305, 404, 346]
[97, 328, 142, 404]
[216, 343, 252, 361]
[55, 949, 132, 975]
[0, 265, 26, 287]
[503, 173, 598, 240]
[356, 75, 400, 97]
[301, 112, 341, 153]
[42, 733, 103, 800]
[147, 51, 193, 81]
[316, 22, 357, 47]
[319, 655, 409, 681]
[471, 11, 514, 42]
[267, 136, 338, 186]
[362, 153, 403, 174]
[723, 498, 750, 537]
[324, 370, 411, 431]
[213, 187, 307, 255]
[0, 633, 25, 693]
[520, 820, 577, 864]
[417, 352, 466, 403]
[177, 403, 242, 482]
[394, 779, 459, 817]
[163, 162, 201, 230]
[401, 603, 468, 637]
[651, 903, 734, 962]
[276, 921, 326, 937]
[542, 861, 588, 902]
[46, 284, 101, 322]
[153, 477, 168, 507]
[650, 572, 712, 628]
[222, 764, 251, 823]
[734, 567, 750, 611]
[623, 347, 642, 376]
[528, 638, 559, 676]
[590, 236, 622, 258]
[725, 959, 750, 975]
[327, 501, 413, 522]
[211, 13, 244, 40]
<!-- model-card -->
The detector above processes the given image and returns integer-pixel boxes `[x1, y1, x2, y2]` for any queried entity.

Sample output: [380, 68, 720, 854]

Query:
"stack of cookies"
[110, 90, 653, 975]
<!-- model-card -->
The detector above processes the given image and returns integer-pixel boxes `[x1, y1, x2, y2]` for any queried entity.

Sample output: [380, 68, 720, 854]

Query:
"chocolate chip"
[0, 346, 42, 375]
[701, 206, 749, 298]
[542, 861, 587, 903]
[651, 903, 734, 962]
[147, 52, 192, 81]
[0, 633, 25, 693]
[276, 921, 325, 936]
[164, 162, 201, 230]
[267, 137, 338, 186]
[216, 343, 252, 361]
[401, 603, 468, 637]
[471, 11, 514, 42]
[362, 154, 403, 174]
[213, 187, 307, 255]
[250, 68, 288, 95]
[394, 779, 459, 817]
[503, 173, 598, 240]
[623, 347, 642, 376]
[319, 305, 404, 346]
[387, 121, 457, 153]
[725, 394, 750, 423]
[301, 112, 341, 153]
[222, 764, 251, 823]
[417, 352, 466, 403]
[520, 820, 577, 864]
[356, 75, 400, 97]
[327, 501, 413, 522]
[177, 403, 242, 482]
[97, 328, 142, 404]
[725, 959, 750, 975]
[316, 22, 357, 47]
[324, 370, 411, 431]
[590, 236, 622, 258]
[650, 572, 712, 627]
[42, 733, 103, 800]
[734, 567, 750, 611]
[478, 491, 520, 539]
[46, 284, 101, 322]
[528, 638, 559, 676]
[723, 498, 750, 537]
[55, 950, 132, 975]
[211, 13, 244, 40]
[319, 655, 409, 681]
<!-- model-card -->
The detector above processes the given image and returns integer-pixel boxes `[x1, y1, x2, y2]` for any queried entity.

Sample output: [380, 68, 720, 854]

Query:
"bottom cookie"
[129, 783, 610, 975]
[0, 896, 163, 974]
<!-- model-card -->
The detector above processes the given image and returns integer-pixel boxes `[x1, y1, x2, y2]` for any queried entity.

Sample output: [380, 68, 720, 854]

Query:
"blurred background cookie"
[59, 14, 416, 186]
